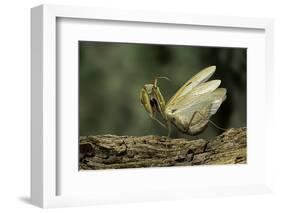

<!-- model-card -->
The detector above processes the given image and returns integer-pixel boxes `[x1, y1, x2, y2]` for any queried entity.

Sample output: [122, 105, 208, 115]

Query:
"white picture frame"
[31, 4, 274, 208]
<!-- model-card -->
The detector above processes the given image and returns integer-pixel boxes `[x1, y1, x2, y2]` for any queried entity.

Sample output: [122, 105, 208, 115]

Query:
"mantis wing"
[165, 79, 221, 113]
[166, 66, 216, 107]
[166, 88, 226, 135]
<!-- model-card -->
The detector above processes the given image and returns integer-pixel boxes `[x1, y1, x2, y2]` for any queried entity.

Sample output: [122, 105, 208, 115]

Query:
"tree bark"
[80, 127, 246, 170]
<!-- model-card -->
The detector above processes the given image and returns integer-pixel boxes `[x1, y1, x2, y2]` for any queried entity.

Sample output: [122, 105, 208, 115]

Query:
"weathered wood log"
[80, 127, 246, 170]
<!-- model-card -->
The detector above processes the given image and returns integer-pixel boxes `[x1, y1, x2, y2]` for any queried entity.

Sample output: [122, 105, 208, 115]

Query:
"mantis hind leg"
[166, 121, 171, 138]
[186, 111, 201, 135]
[194, 111, 226, 131]
[186, 111, 226, 135]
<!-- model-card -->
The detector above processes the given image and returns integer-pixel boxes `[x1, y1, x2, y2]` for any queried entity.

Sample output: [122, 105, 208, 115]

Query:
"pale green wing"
[166, 66, 216, 107]
[166, 88, 226, 135]
[165, 79, 221, 113]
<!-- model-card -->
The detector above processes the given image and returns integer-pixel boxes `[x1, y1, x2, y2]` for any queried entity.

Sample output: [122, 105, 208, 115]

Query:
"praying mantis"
[140, 66, 227, 137]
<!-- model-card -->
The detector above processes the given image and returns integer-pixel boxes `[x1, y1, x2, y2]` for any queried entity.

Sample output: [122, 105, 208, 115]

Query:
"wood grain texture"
[79, 127, 246, 170]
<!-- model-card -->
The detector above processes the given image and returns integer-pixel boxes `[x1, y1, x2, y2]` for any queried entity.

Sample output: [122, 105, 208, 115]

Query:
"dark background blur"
[79, 41, 246, 138]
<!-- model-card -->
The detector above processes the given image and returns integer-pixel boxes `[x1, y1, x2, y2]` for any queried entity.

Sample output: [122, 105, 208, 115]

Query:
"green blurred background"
[79, 41, 246, 138]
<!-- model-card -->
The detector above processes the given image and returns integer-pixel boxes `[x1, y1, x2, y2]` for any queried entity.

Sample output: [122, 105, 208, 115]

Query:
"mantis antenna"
[153, 76, 170, 87]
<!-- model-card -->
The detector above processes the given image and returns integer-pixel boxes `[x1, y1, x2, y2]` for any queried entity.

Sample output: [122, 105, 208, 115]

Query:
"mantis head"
[139, 77, 170, 127]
